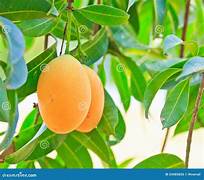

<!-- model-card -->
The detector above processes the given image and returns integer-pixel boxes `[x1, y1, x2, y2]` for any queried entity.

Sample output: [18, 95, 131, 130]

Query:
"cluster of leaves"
[0, 0, 203, 168]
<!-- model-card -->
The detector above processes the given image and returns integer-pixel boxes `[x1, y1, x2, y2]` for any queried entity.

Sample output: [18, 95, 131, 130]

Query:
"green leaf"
[57, 135, 93, 168]
[17, 161, 35, 168]
[134, 154, 185, 168]
[5, 123, 47, 163]
[108, 109, 126, 146]
[144, 68, 181, 118]
[38, 157, 64, 168]
[0, 0, 55, 21]
[128, 2, 139, 34]
[0, 16, 28, 89]
[26, 131, 66, 161]
[111, 58, 131, 111]
[118, 157, 134, 168]
[71, 28, 108, 66]
[17, 17, 59, 37]
[174, 85, 204, 135]
[111, 26, 148, 50]
[17, 44, 57, 101]
[19, 109, 42, 132]
[70, 130, 117, 167]
[163, 34, 183, 53]
[177, 56, 204, 81]
[0, 78, 9, 122]
[123, 57, 146, 102]
[97, 61, 106, 86]
[154, 0, 167, 25]
[98, 91, 119, 136]
[161, 79, 190, 128]
[111, 0, 129, 11]
[0, 90, 18, 151]
[77, 5, 129, 26]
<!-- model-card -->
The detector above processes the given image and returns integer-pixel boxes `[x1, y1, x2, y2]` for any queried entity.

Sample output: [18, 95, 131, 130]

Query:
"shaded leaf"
[128, 1, 139, 34]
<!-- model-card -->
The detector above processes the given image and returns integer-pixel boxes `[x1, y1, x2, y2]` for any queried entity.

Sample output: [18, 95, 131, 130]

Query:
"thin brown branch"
[93, 0, 101, 34]
[33, 103, 40, 124]
[161, 128, 170, 153]
[0, 143, 15, 163]
[60, 22, 68, 55]
[185, 74, 204, 167]
[44, 34, 49, 50]
[60, 0, 74, 55]
[180, 0, 191, 58]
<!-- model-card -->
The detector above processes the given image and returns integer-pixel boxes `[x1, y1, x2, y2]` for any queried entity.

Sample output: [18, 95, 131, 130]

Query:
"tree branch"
[185, 74, 204, 167]
[44, 34, 49, 50]
[161, 128, 170, 153]
[180, 0, 191, 58]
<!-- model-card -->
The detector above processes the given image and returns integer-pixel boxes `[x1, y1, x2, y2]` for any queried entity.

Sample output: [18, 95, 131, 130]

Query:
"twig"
[33, 103, 40, 125]
[93, 0, 101, 34]
[185, 74, 204, 167]
[161, 128, 170, 153]
[60, 22, 68, 55]
[180, 0, 191, 58]
[44, 34, 49, 50]
[59, 0, 74, 55]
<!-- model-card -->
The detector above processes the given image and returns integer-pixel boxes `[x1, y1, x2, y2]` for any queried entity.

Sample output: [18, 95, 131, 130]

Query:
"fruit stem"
[65, 0, 74, 54]
[180, 0, 191, 58]
[72, 14, 81, 51]
[185, 74, 204, 167]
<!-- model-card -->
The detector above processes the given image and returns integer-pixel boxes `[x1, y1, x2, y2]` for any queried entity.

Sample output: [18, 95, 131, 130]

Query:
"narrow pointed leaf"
[77, 5, 129, 26]
[161, 79, 190, 128]
[144, 68, 181, 118]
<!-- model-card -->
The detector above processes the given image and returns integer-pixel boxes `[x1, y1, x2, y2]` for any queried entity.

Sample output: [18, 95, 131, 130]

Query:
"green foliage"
[134, 154, 185, 168]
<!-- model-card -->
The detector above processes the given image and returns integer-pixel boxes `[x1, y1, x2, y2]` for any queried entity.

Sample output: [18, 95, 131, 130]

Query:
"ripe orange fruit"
[77, 66, 104, 132]
[37, 55, 91, 134]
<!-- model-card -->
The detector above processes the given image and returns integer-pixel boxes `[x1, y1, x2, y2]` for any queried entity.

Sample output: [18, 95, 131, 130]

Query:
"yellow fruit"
[37, 55, 91, 134]
[77, 66, 104, 132]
